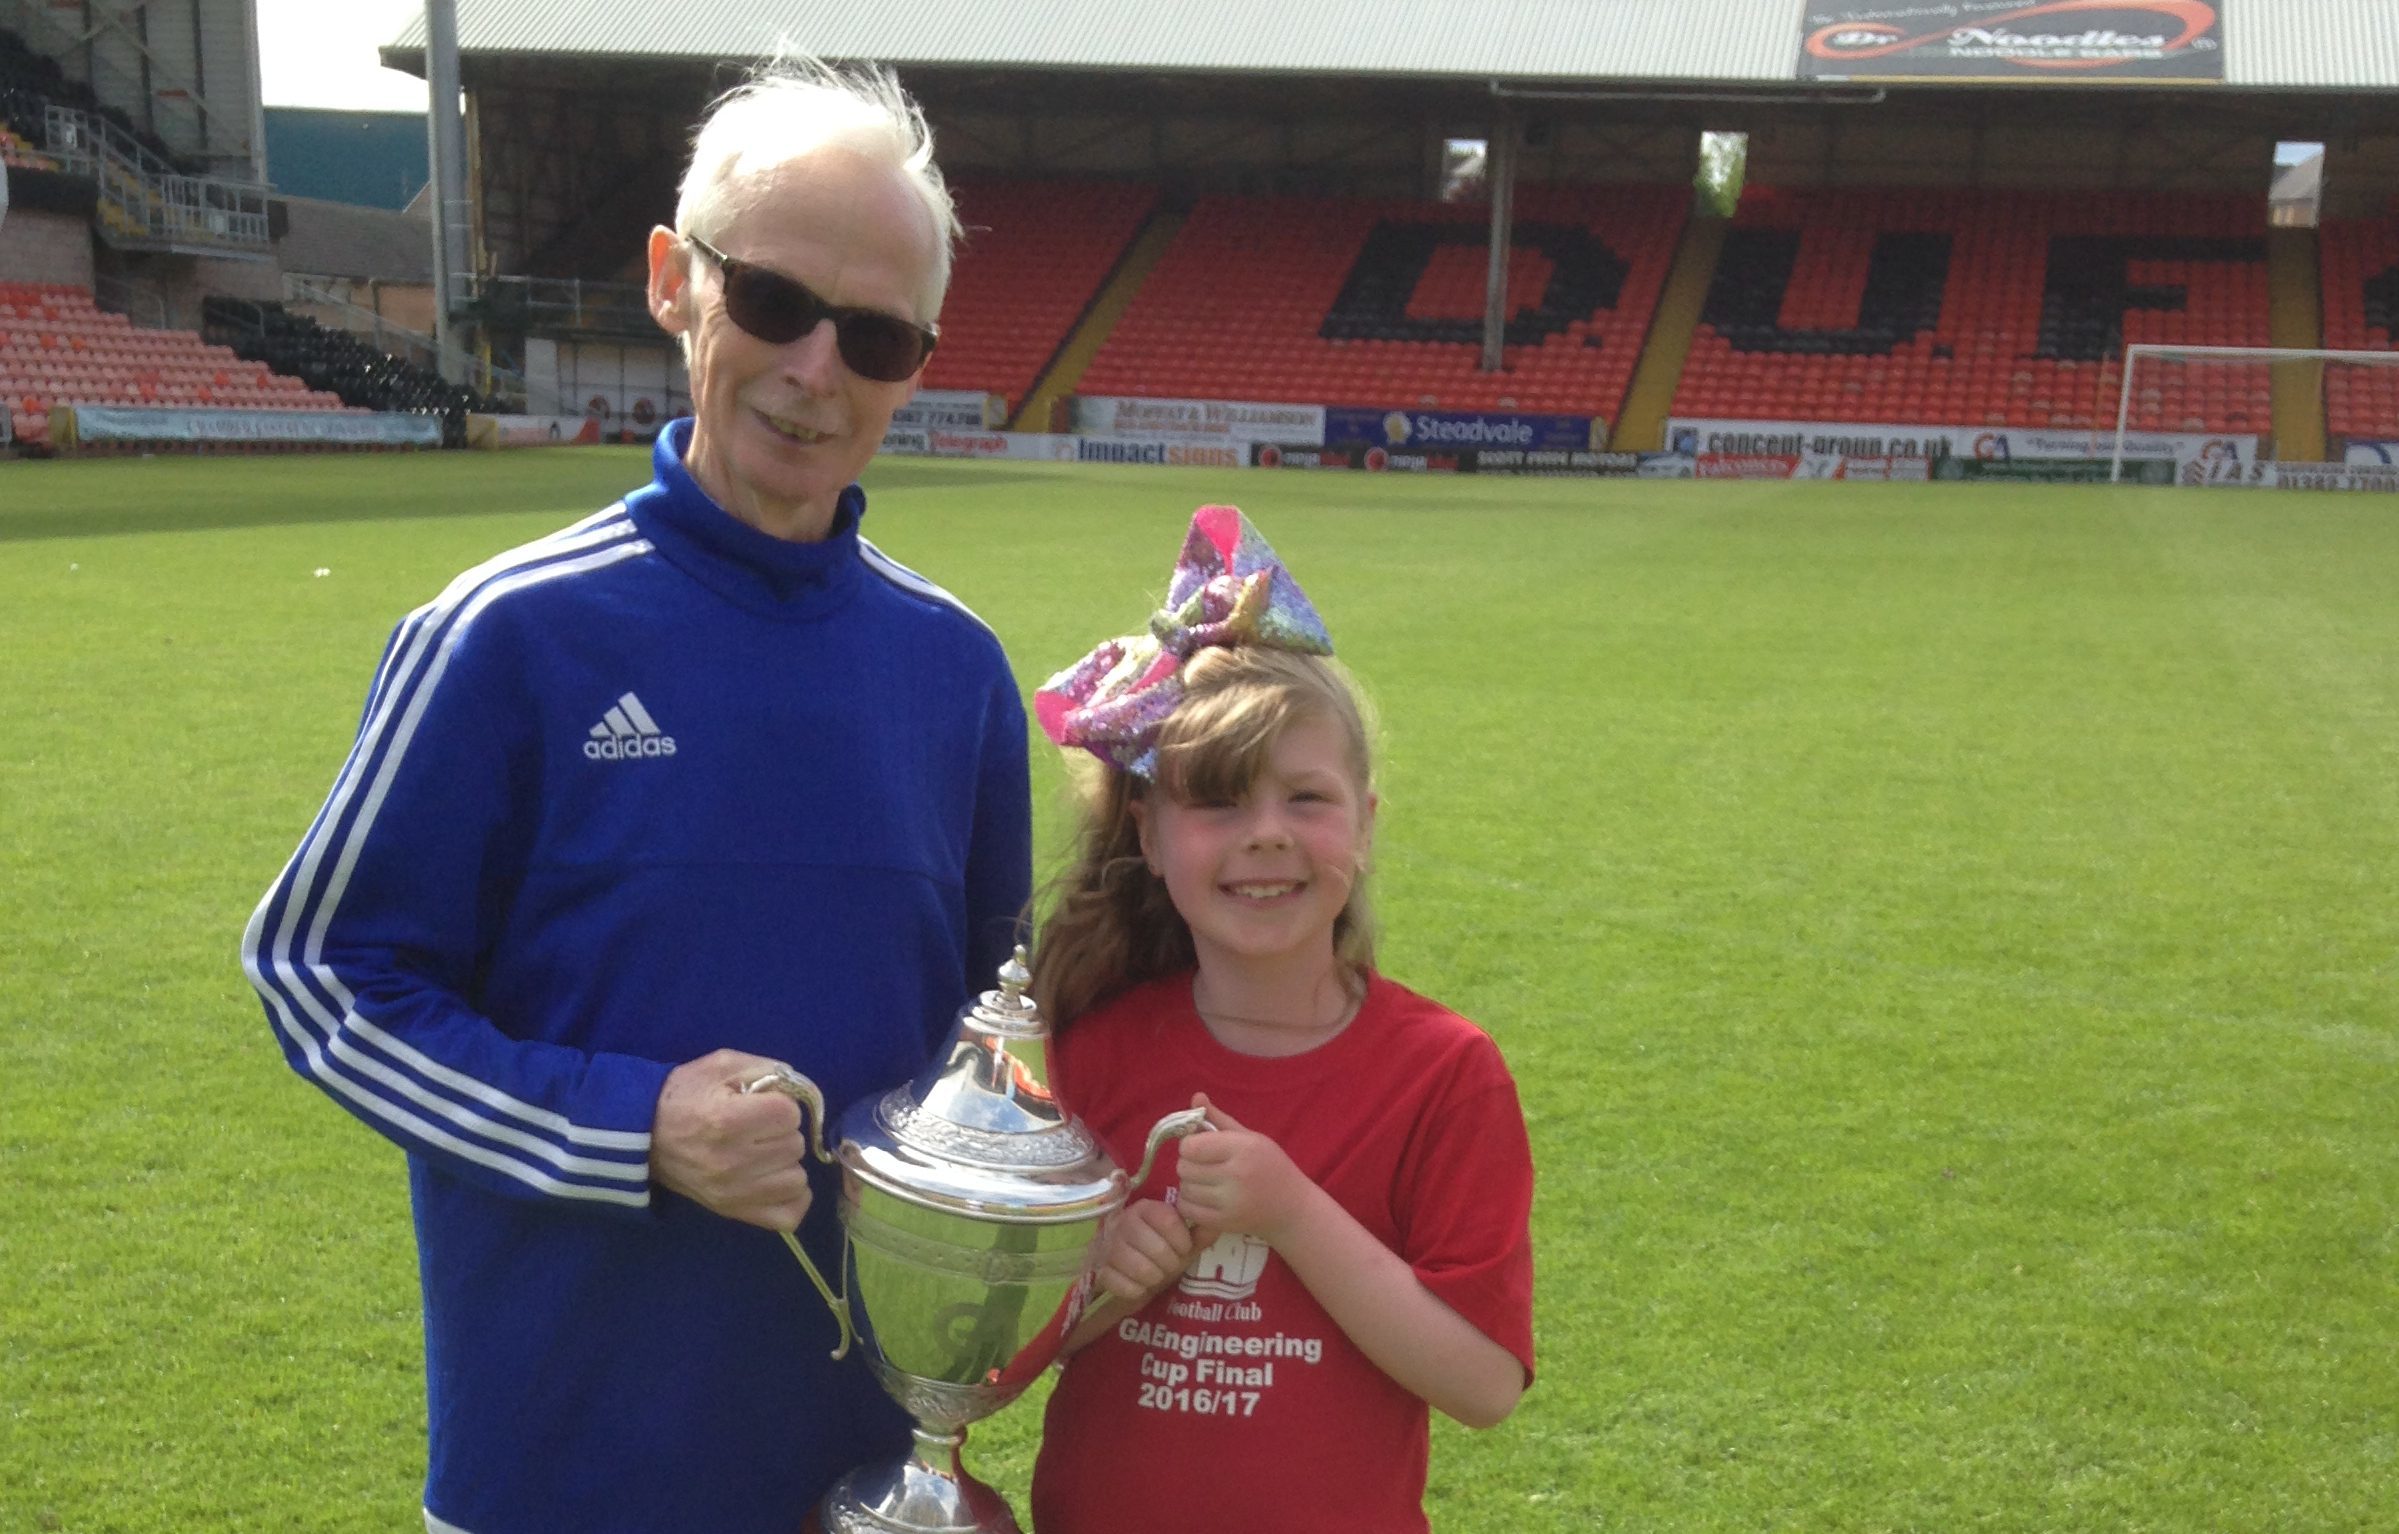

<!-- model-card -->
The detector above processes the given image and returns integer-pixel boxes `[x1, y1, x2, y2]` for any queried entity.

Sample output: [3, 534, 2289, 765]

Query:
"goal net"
[2110, 343, 2399, 485]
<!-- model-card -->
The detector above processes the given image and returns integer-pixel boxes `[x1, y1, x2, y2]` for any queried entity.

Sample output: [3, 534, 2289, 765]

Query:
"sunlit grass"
[3, 450, 2393, 1531]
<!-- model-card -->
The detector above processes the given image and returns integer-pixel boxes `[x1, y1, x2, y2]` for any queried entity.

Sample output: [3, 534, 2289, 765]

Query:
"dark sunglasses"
[685, 234, 938, 383]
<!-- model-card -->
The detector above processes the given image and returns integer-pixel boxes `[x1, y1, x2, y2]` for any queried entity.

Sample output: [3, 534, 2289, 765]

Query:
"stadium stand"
[919, 178, 1158, 413]
[2, 119, 55, 171]
[1, 283, 349, 446]
[0, 26, 188, 173]
[3, 23, 271, 258]
[2317, 215, 2399, 444]
[1673, 187, 2275, 435]
[200, 298, 503, 421]
[1074, 183, 1685, 417]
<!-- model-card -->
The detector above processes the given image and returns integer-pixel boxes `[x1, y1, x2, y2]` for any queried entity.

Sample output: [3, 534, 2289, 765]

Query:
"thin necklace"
[1192, 969, 1362, 1037]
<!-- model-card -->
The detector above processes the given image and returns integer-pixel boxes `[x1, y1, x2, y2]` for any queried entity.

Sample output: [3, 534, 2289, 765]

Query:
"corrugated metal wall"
[196, 0, 261, 175]
[396, 0, 1808, 83]
[6, 0, 258, 175]
[394, 1, 2399, 90]
[2226, 0, 2399, 89]
[390, 0, 2399, 218]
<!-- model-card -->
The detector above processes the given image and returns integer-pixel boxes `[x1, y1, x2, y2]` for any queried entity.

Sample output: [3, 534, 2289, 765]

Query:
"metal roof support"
[1481, 106, 1516, 375]
[425, 0, 472, 384]
[237, 0, 264, 182]
[13, 0, 232, 145]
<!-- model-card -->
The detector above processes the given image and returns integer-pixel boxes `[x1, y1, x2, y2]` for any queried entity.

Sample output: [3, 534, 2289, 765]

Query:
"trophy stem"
[816, 1424, 1018, 1534]
[909, 1425, 965, 1475]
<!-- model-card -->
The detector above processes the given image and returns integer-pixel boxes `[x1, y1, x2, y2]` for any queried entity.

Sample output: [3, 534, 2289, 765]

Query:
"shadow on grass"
[859, 464, 1063, 493]
[0, 495, 592, 544]
[0, 459, 1060, 543]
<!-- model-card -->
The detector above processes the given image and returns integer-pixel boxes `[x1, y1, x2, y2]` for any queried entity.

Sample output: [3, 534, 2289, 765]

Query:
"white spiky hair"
[674, 53, 960, 319]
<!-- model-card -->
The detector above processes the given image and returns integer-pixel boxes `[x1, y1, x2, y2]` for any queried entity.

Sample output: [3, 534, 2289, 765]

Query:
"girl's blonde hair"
[1032, 645, 1377, 1026]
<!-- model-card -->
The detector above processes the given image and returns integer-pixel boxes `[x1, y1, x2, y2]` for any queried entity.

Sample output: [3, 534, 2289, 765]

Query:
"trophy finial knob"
[998, 945, 1032, 1006]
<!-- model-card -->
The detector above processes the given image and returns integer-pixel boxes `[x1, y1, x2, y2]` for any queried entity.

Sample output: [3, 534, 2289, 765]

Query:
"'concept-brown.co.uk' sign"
[1799, 1, 2224, 82]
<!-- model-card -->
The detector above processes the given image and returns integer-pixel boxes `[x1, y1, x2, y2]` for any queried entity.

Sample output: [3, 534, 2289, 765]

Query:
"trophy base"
[817, 1428, 1018, 1534]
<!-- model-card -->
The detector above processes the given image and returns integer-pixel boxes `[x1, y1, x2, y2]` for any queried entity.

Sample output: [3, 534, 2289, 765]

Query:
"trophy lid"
[836, 949, 1128, 1224]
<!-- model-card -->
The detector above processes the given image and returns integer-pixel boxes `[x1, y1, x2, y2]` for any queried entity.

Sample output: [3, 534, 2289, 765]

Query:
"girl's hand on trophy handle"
[1176, 1093, 1317, 1249]
[1092, 1198, 1199, 1306]
[1064, 1198, 1203, 1358]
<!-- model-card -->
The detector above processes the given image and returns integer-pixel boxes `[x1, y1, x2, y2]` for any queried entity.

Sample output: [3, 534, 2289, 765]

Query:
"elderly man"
[241, 60, 1029, 1534]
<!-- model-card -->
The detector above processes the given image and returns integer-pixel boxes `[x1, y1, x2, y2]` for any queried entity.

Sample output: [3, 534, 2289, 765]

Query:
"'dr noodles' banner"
[1799, 2, 2224, 82]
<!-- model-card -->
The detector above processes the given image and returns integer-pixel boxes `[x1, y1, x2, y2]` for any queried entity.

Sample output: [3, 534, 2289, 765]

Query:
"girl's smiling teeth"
[1226, 880, 1302, 901]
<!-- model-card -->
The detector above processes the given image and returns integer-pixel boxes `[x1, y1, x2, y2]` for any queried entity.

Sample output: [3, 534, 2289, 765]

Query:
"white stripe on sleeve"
[243, 513, 665, 1199]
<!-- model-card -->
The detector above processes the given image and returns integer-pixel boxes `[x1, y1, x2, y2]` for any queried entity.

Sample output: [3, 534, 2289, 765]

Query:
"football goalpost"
[2108, 343, 2399, 483]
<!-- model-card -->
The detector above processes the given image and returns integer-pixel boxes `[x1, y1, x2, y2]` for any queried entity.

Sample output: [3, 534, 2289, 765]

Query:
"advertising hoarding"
[928, 430, 1078, 462]
[890, 391, 1002, 432]
[2256, 462, 2399, 492]
[1248, 442, 1647, 476]
[1324, 406, 1605, 455]
[59, 405, 443, 448]
[1075, 396, 1325, 446]
[466, 414, 604, 449]
[1934, 456, 2174, 482]
[1667, 417, 2255, 471]
[1798, 2, 2224, 82]
[1076, 437, 1249, 468]
[1670, 418, 1965, 460]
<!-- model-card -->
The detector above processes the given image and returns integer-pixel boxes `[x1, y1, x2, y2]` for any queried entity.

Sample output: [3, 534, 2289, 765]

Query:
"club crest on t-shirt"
[1179, 1232, 1271, 1300]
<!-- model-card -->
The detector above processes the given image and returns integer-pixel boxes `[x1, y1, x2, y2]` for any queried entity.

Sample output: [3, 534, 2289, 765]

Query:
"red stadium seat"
[917, 179, 1158, 413]
[1076, 184, 1686, 420]
[2318, 215, 2399, 443]
[0, 286, 350, 434]
[1671, 187, 2274, 436]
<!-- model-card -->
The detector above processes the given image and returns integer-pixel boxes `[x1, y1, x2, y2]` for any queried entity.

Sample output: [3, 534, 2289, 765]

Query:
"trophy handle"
[1069, 1106, 1215, 1336]
[744, 1065, 836, 1162]
[742, 1066, 856, 1361]
[1128, 1105, 1213, 1189]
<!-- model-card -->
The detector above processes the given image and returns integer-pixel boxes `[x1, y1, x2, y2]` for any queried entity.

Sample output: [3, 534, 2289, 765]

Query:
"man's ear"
[646, 226, 691, 338]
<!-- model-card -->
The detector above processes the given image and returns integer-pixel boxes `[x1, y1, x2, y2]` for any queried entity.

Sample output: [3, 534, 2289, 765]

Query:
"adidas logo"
[583, 691, 678, 760]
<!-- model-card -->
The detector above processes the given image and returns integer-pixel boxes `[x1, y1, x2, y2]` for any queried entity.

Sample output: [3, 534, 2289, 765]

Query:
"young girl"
[1027, 505, 1535, 1534]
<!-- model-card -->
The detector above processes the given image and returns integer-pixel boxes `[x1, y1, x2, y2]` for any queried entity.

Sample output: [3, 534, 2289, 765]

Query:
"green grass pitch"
[2, 449, 2393, 1531]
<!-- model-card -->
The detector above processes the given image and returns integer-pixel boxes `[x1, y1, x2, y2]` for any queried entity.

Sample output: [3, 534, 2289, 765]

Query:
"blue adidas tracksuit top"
[242, 419, 1032, 1534]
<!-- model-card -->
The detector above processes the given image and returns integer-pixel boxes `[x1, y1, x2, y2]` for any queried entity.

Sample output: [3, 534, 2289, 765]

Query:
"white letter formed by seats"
[584, 691, 678, 760]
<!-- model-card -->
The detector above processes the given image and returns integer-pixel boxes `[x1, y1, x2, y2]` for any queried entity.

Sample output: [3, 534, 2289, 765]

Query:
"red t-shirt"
[1029, 971, 1535, 1534]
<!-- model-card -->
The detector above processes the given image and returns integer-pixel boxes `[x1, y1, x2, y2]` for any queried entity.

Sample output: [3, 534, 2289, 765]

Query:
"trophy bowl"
[750, 950, 1204, 1534]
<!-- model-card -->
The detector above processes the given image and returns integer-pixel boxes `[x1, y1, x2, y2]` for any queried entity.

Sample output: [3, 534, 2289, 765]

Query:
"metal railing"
[282, 275, 448, 375]
[2, 0, 215, 168]
[42, 102, 270, 252]
[280, 275, 575, 417]
[468, 274, 657, 337]
[90, 271, 169, 330]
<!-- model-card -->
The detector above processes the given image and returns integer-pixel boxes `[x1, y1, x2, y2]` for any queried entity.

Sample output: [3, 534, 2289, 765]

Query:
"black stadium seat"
[202, 297, 504, 428]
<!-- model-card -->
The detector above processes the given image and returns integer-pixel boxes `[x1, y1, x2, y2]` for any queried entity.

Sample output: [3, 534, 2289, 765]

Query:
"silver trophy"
[747, 949, 1205, 1534]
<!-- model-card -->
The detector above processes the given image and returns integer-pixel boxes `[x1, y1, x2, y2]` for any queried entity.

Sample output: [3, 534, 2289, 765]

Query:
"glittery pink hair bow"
[1036, 504, 1333, 778]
